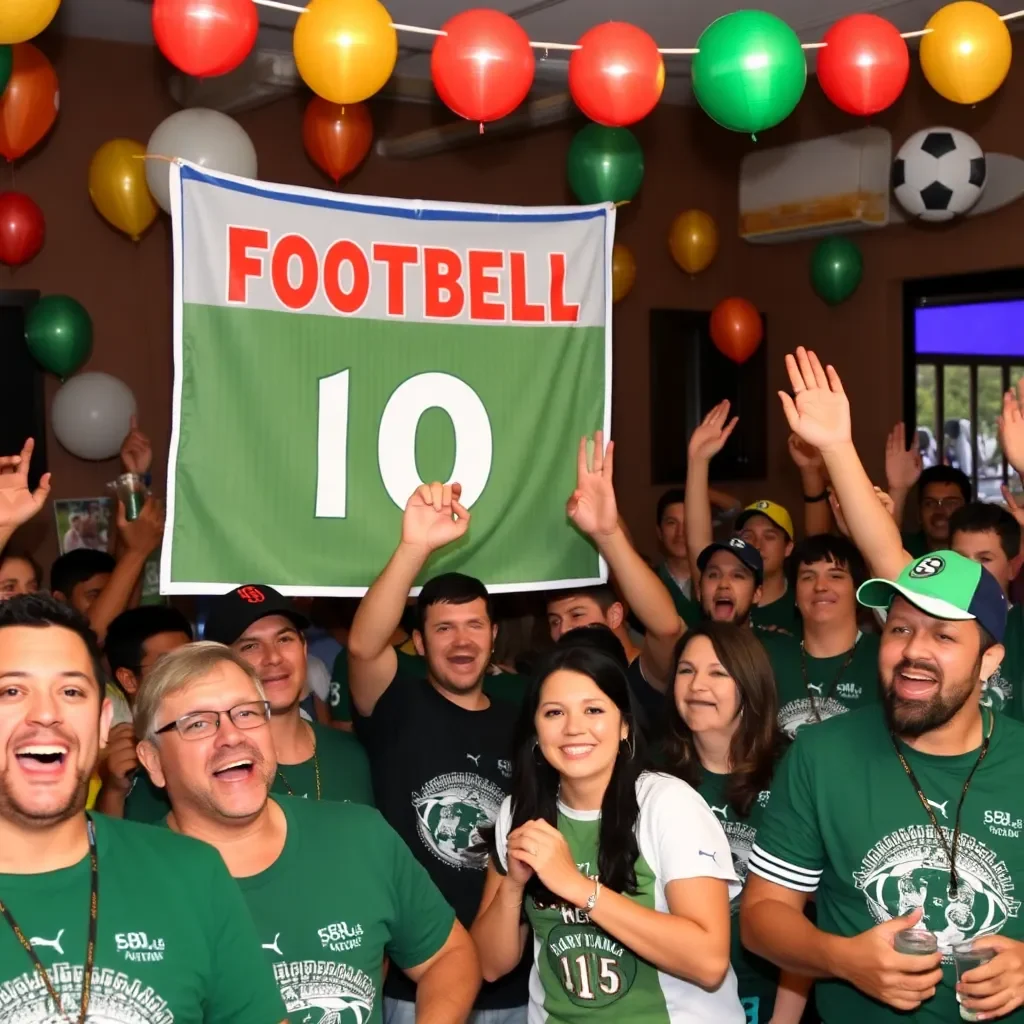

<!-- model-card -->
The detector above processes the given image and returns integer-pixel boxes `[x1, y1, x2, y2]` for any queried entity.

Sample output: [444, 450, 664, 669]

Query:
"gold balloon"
[294, 0, 398, 105]
[920, 1, 1011, 105]
[88, 139, 158, 242]
[669, 210, 718, 275]
[0, 0, 61, 45]
[612, 244, 636, 303]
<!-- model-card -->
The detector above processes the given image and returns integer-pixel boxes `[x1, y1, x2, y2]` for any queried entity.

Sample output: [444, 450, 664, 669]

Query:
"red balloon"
[569, 22, 664, 127]
[817, 14, 909, 116]
[0, 192, 44, 266]
[710, 298, 763, 365]
[431, 10, 534, 122]
[153, 0, 259, 78]
[302, 97, 373, 183]
[0, 44, 58, 163]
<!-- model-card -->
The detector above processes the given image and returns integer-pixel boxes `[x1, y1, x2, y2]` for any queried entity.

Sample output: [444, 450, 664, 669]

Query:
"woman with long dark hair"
[472, 640, 743, 1022]
[666, 621, 810, 1024]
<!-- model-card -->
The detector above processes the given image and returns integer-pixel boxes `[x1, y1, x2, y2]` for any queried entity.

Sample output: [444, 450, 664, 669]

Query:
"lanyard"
[0, 813, 98, 1024]
[800, 638, 858, 722]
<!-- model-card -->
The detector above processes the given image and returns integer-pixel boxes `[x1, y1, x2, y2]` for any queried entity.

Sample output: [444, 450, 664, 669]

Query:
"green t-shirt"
[763, 632, 881, 738]
[656, 563, 703, 628]
[495, 772, 745, 1023]
[328, 647, 427, 723]
[985, 603, 1024, 718]
[483, 671, 528, 710]
[125, 721, 374, 823]
[696, 771, 778, 1024]
[238, 796, 456, 1023]
[0, 814, 284, 1023]
[902, 530, 931, 559]
[750, 704, 1024, 1024]
[750, 586, 799, 637]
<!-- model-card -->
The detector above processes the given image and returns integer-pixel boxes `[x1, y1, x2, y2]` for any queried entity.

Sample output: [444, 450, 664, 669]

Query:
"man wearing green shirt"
[134, 640, 480, 1023]
[0, 593, 286, 1024]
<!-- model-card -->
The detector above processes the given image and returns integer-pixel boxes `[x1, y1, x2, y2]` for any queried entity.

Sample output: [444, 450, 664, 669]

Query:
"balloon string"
[251, 0, 1024, 51]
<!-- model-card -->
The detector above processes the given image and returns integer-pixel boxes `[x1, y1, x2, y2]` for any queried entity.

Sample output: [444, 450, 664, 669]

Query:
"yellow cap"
[736, 500, 794, 539]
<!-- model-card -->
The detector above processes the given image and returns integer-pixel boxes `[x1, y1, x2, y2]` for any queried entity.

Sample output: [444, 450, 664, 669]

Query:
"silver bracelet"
[584, 880, 601, 913]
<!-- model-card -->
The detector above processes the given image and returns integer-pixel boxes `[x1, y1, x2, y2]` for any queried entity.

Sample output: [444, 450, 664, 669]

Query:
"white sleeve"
[494, 795, 512, 872]
[305, 656, 332, 701]
[635, 773, 741, 900]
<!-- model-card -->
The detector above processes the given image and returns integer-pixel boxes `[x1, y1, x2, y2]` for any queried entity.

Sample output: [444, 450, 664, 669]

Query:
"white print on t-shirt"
[28, 930, 63, 955]
[981, 669, 1013, 712]
[412, 772, 504, 871]
[317, 920, 364, 953]
[777, 696, 849, 738]
[114, 931, 165, 962]
[272, 959, 375, 1023]
[854, 823, 1022, 958]
[0, 966, 175, 1023]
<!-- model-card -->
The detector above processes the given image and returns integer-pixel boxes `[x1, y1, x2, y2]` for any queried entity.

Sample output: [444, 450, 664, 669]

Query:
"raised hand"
[999, 381, 1024, 474]
[401, 482, 470, 554]
[118, 497, 165, 556]
[778, 348, 852, 454]
[120, 416, 153, 476]
[0, 438, 51, 532]
[1002, 484, 1024, 529]
[788, 433, 824, 473]
[885, 422, 922, 491]
[566, 431, 617, 539]
[688, 400, 738, 464]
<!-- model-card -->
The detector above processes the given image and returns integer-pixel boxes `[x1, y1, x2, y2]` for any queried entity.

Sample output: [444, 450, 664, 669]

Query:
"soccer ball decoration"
[892, 128, 986, 223]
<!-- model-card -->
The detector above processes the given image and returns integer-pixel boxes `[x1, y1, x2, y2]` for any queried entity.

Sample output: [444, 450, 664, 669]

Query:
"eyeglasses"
[922, 497, 965, 512]
[154, 700, 270, 741]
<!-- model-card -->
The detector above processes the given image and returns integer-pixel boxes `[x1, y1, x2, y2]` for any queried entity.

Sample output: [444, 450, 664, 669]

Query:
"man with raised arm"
[347, 481, 528, 1024]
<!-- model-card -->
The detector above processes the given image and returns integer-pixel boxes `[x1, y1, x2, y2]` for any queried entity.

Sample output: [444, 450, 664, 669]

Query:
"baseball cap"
[204, 585, 310, 646]
[736, 500, 795, 539]
[857, 551, 1009, 643]
[697, 536, 764, 587]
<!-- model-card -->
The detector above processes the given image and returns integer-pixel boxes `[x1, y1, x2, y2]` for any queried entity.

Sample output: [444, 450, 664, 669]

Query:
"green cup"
[108, 473, 148, 522]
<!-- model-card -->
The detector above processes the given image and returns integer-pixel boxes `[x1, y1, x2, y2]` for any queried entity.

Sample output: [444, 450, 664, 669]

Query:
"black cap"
[696, 537, 764, 587]
[204, 585, 310, 646]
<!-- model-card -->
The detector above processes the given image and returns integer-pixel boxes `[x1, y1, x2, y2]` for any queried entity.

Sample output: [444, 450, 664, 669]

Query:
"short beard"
[0, 768, 91, 829]
[884, 661, 978, 738]
[430, 668, 486, 696]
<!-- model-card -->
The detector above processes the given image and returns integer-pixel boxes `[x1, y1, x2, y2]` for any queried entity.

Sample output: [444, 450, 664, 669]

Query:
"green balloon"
[692, 11, 807, 135]
[25, 296, 94, 379]
[0, 46, 11, 98]
[811, 237, 863, 306]
[567, 125, 644, 206]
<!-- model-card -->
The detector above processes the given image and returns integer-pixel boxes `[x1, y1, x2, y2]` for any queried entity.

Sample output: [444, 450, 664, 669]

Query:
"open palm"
[0, 439, 51, 532]
[999, 382, 1024, 474]
[402, 482, 470, 553]
[567, 432, 617, 538]
[689, 400, 738, 463]
[779, 348, 852, 453]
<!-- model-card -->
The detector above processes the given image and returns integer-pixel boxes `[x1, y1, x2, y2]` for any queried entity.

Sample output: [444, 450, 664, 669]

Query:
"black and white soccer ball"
[892, 128, 986, 223]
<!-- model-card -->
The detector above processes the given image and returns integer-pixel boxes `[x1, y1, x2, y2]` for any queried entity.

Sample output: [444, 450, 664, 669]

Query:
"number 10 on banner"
[315, 370, 494, 519]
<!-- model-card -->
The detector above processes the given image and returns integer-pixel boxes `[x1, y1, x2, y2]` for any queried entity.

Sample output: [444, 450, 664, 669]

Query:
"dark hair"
[416, 572, 492, 632]
[787, 533, 868, 593]
[105, 606, 194, 674]
[0, 547, 43, 587]
[950, 502, 1021, 561]
[665, 622, 788, 817]
[918, 466, 972, 505]
[506, 643, 648, 902]
[0, 592, 105, 686]
[545, 584, 619, 614]
[656, 489, 686, 525]
[553, 622, 629, 671]
[50, 549, 115, 600]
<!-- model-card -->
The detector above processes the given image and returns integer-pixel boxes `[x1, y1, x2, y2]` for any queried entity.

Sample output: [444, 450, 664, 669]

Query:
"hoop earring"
[621, 733, 636, 760]
[532, 739, 544, 764]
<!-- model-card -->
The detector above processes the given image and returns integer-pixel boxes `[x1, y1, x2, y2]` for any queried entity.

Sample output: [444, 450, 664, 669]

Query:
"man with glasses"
[0, 594, 286, 1023]
[135, 641, 481, 1023]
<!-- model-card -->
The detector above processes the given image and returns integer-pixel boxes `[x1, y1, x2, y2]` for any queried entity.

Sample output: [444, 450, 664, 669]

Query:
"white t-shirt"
[494, 771, 744, 1024]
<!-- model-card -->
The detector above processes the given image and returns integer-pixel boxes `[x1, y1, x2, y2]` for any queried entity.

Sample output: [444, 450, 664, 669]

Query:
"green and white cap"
[857, 551, 1009, 643]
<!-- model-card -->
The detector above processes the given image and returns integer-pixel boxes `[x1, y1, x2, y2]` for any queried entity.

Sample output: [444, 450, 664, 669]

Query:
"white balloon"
[51, 373, 138, 461]
[146, 108, 258, 214]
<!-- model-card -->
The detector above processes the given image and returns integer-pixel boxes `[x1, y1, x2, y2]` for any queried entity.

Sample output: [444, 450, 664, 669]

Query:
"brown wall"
[9, 35, 1024, 568]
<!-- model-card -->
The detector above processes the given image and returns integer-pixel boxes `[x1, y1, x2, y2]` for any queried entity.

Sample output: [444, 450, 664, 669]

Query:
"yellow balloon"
[88, 139, 158, 242]
[920, 1, 1011, 105]
[669, 210, 718, 275]
[294, 0, 398, 105]
[612, 244, 636, 303]
[0, 0, 60, 45]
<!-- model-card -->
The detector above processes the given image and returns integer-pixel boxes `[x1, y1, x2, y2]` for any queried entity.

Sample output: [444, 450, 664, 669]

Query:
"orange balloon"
[669, 209, 718, 274]
[302, 97, 373, 183]
[611, 243, 636, 302]
[0, 43, 58, 162]
[710, 297, 763, 364]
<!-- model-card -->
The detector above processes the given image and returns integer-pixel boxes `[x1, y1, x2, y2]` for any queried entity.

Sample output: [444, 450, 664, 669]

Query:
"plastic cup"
[953, 941, 997, 1022]
[894, 929, 938, 955]
[108, 473, 148, 522]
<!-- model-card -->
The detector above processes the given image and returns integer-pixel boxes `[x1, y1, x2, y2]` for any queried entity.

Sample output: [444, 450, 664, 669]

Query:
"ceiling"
[54, 0, 1024, 104]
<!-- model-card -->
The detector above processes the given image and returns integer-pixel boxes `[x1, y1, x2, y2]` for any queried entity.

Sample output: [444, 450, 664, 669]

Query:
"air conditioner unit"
[739, 127, 891, 244]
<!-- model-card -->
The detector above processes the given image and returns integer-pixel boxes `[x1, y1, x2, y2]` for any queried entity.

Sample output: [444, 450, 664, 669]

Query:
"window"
[905, 272, 1024, 502]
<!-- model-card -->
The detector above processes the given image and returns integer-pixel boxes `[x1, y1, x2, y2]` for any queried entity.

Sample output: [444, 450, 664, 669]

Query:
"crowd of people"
[2, 345, 1024, 1023]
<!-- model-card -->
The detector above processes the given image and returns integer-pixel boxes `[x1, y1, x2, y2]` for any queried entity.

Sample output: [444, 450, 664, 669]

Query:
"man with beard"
[741, 347, 1024, 1024]
[348, 481, 529, 1024]
[0, 594, 286, 1023]
[134, 642, 481, 1024]
[696, 537, 764, 627]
